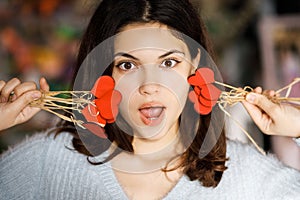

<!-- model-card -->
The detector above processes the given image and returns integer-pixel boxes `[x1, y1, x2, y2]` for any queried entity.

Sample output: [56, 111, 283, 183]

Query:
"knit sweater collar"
[98, 160, 198, 199]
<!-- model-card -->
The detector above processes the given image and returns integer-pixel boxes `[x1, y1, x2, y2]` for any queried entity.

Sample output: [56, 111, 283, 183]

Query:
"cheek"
[166, 90, 186, 120]
[114, 76, 141, 126]
[176, 63, 194, 77]
[161, 69, 190, 109]
[112, 68, 122, 83]
[171, 82, 189, 111]
[117, 87, 137, 120]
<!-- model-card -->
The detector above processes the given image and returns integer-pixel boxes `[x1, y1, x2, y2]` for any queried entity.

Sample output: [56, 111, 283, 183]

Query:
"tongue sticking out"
[139, 107, 164, 118]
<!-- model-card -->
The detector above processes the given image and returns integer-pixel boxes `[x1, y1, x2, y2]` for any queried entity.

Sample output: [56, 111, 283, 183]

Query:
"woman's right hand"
[243, 87, 300, 138]
[0, 77, 49, 131]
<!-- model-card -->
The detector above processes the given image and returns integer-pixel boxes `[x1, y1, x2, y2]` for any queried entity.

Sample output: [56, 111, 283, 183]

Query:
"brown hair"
[56, 0, 227, 187]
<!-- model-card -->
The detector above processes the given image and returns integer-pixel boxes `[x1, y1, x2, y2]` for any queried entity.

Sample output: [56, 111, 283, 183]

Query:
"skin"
[112, 23, 200, 155]
[243, 87, 300, 138]
[110, 23, 200, 199]
[0, 77, 49, 131]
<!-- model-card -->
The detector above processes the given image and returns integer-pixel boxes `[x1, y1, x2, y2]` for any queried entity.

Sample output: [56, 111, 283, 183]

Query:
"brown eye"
[123, 62, 132, 69]
[160, 59, 179, 68]
[117, 62, 137, 71]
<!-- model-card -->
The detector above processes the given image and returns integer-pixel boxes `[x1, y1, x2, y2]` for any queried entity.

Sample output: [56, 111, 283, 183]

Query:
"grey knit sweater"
[0, 131, 299, 200]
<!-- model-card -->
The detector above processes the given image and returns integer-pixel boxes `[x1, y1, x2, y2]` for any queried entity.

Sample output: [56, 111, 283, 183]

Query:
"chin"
[133, 122, 176, 142]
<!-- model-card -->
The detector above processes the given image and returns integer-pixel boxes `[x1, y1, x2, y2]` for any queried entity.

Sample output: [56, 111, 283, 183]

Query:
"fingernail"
[32, 92, 41, 100]
[246, 93, 256, 103]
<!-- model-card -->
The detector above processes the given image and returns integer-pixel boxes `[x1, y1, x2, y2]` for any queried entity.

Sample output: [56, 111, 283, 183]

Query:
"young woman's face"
[112, 23, 200, 140]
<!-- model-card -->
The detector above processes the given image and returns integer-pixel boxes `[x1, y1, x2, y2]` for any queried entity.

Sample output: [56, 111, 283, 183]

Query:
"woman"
[0, 0, 299, 199]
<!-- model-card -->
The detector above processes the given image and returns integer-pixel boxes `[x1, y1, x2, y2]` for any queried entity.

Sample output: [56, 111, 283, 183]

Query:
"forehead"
[114, 23, 188, 54]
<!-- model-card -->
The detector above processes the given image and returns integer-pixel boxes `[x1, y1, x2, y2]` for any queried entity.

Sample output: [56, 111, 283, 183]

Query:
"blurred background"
[0, 0, 299, 169]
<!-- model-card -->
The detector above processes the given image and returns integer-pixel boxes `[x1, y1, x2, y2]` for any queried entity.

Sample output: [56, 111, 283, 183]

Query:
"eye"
[116, 62, 137, 71]
[160, 59, 180, 68]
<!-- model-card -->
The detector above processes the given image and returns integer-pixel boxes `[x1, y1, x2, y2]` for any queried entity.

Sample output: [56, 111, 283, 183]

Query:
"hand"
[242, 87, 300, 138]
[0, 77, 49, 131]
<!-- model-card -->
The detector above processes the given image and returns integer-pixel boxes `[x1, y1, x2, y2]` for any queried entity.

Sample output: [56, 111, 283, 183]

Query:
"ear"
[191, 49, 200, 74]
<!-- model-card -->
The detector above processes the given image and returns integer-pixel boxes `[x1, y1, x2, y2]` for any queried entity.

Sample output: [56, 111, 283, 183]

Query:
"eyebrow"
[114, 52, 140, 61]
[158, 50, 185, 59]
[114, 49, 185, 60]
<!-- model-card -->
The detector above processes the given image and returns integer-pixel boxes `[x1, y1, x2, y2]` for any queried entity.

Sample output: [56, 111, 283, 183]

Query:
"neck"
[110, 123, 184, 173]
[132, 125, 181, 155]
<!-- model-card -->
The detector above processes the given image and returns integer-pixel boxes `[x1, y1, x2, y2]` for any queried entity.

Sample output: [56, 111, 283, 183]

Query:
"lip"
[138, 102, 166, 126]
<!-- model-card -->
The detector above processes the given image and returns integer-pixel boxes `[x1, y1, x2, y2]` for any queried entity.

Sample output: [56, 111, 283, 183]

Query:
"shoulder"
[1, 129, 75, 161]
[0, 129, 93, 174]
[0, 129, 77, 199]
[0, 129, 84, 177]
[226, 139, 293, 170]
[0, 129, 116, 199]
[226, 139, 300, 175]
[224, 139, 300, 198]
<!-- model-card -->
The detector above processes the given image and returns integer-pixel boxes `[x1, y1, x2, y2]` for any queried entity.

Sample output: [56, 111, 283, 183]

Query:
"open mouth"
[139, 105, 166, 126]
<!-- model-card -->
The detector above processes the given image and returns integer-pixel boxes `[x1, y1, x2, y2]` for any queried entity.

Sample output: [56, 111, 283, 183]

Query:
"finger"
[237, 87, 243, 92]
[242, 100, 272, 134]
[0, 80, 5, 102]
[1, 78, 21, 101]
[262, 89, 275, 97]
[14, 105, 41, 126]
[242, 100, 264, 123]
[13, 81, 37, 99]
[7, 90, 42, 115]
[245, 92, 278, 117]
[260, 112, 273, 135]
[0, 80, 5, 91]
[269, 90, 276, 97]
[253, 87, 262, 94]
[39, 77, 50, 92]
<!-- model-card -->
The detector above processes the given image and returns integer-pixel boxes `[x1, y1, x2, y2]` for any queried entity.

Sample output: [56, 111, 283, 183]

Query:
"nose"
[138, 64, 161, 95]
[139, 83, 160, 95]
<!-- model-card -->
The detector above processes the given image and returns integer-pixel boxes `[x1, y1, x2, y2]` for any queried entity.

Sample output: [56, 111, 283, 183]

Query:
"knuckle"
[258, 95, 269, 107]
[24, 92, 33, 102]
[255, 95, 264, 106]
[262, 90, 269, 95]
[29, 81, 37, 89]
[254, 87, 262, 93]
[23, 81, 37, 90]
[13, 89, 21, 97]
[14, 81, 37, 96]
[2, 78, 21, 95]
[1, 87, 10, 96]
[0, 80, 5, 90]
[11, 77, 21, 85]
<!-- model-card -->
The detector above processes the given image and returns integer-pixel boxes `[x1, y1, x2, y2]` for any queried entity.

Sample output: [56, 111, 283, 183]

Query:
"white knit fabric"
[0, 131, 299, 200]
[294, 137, 300, 147]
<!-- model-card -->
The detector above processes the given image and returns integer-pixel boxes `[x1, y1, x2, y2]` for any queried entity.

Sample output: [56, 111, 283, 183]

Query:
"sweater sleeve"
[256, 153, 300, 199]
[0, 131, 121, 200]
[227, 140, 300, 199]
[0, 132, 53, 200]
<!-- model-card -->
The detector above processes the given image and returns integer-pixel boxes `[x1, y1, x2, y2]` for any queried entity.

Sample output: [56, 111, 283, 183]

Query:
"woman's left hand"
[242, 87, 300, 138]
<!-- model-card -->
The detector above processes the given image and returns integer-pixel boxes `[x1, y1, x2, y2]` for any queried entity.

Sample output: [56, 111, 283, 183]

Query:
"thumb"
[8, 90, 41, 114]
[245, 92, 277, 116]
[39, 77, 50, 92]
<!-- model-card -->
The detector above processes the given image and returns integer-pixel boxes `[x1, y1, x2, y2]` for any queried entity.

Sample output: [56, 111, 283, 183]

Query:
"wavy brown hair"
[56, 0, 227, 187]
